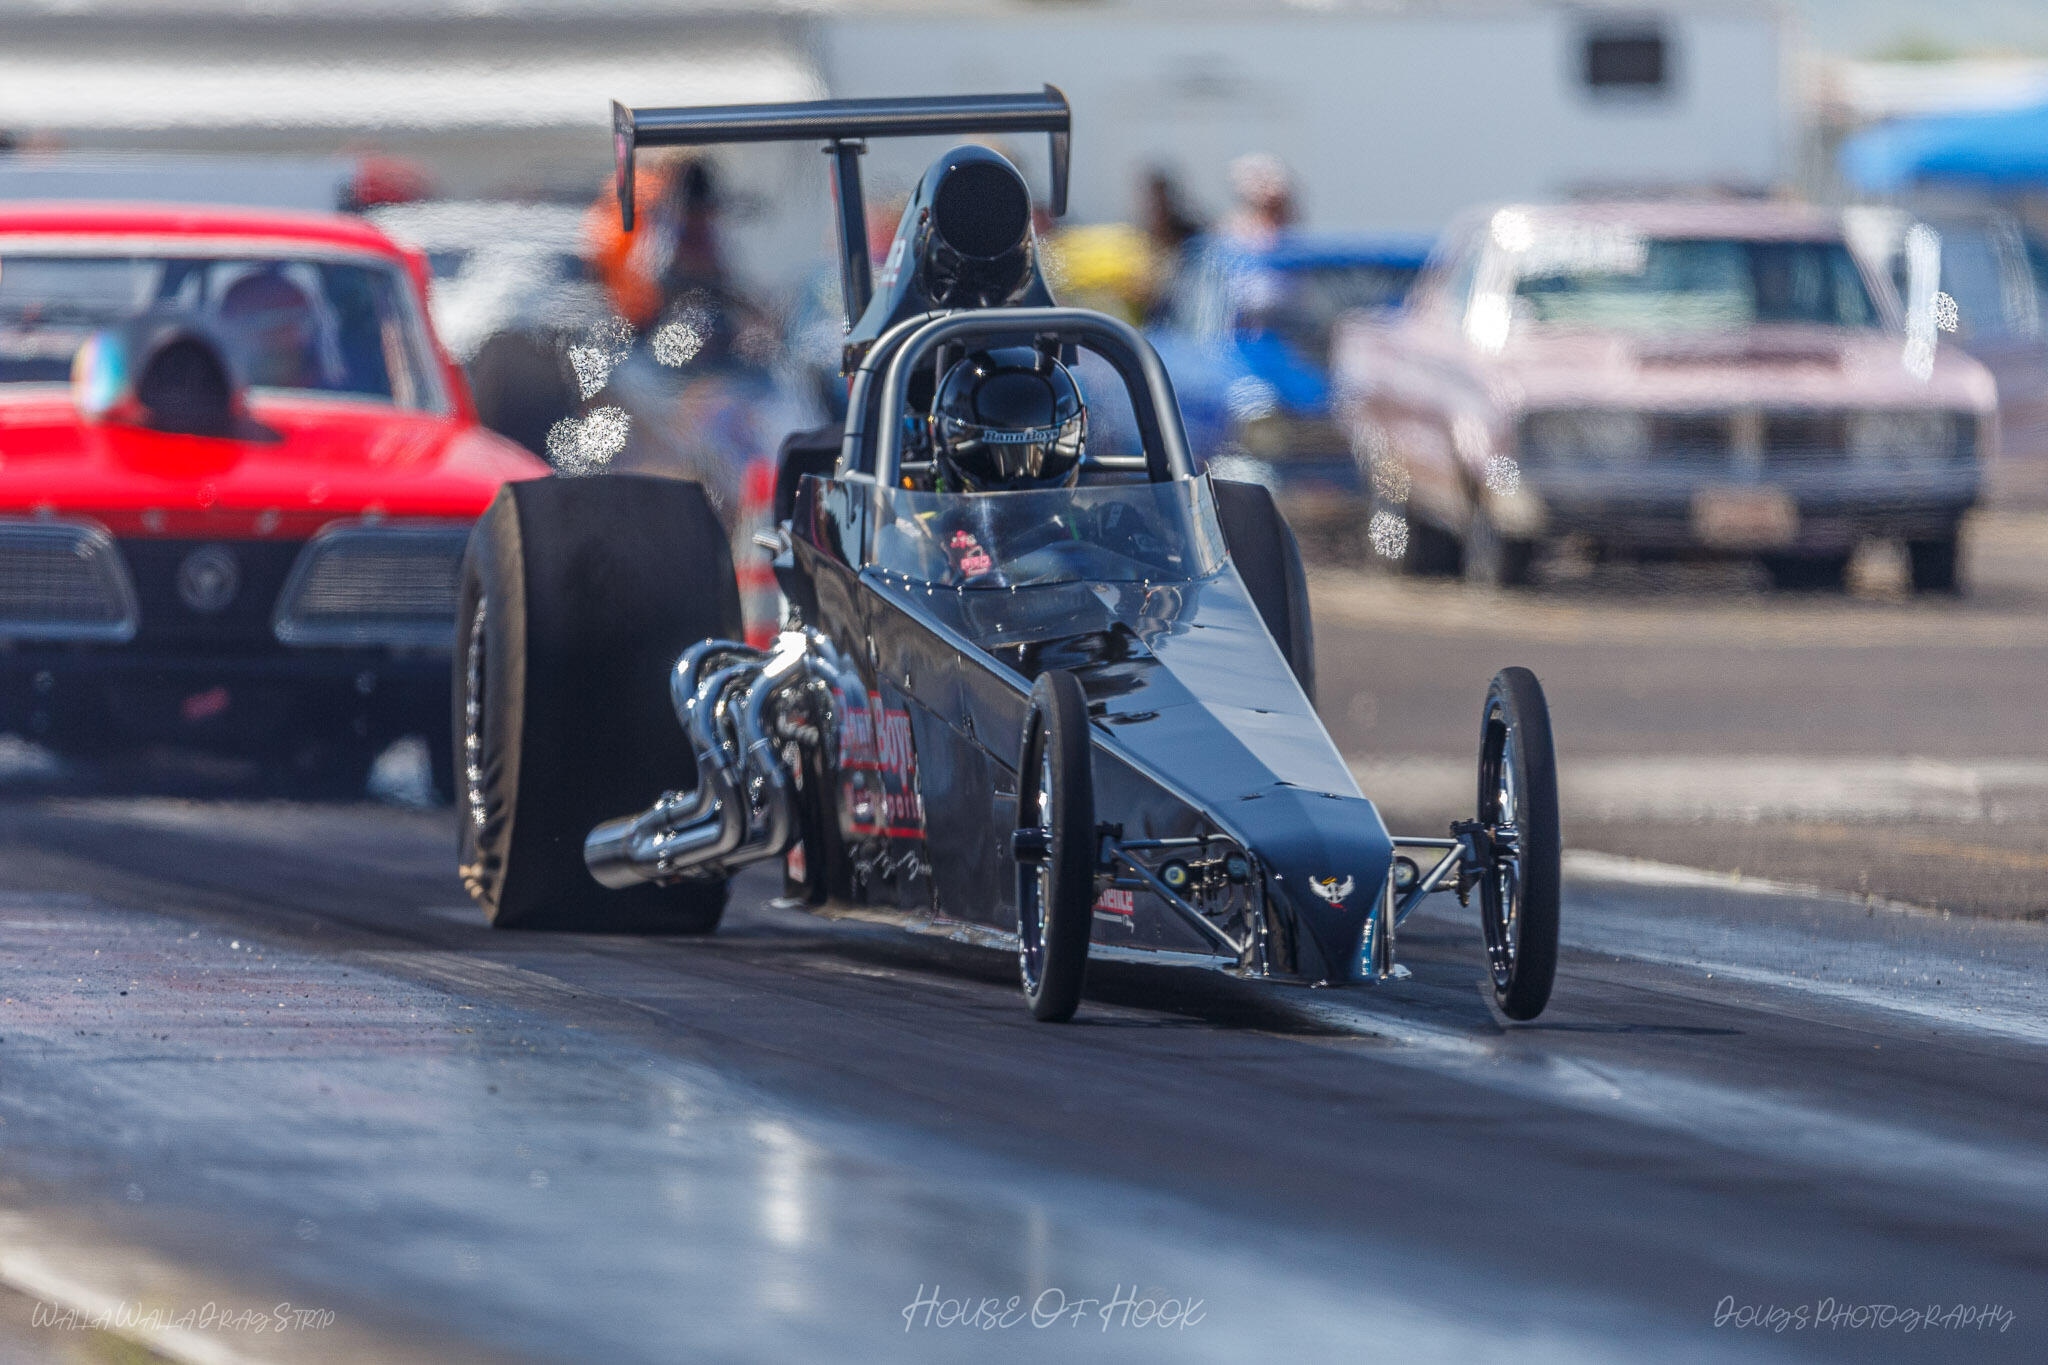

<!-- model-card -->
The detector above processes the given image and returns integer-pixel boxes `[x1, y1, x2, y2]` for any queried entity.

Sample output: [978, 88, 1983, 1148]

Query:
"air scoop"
[73, 315, 275, 441]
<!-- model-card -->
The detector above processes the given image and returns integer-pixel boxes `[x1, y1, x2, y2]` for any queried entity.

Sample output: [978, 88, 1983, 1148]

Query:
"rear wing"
[611, 88, 1070, 324]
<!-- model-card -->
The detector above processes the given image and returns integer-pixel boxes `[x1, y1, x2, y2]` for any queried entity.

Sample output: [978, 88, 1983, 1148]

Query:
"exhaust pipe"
[583, 631, 857, 890]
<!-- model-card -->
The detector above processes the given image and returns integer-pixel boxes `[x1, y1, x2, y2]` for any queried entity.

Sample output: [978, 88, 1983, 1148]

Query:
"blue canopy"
[1842, 100, 2048, 192]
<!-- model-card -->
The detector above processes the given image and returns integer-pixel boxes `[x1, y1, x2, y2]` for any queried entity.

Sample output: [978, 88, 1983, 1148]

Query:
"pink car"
[1332, 202, 1998, 591]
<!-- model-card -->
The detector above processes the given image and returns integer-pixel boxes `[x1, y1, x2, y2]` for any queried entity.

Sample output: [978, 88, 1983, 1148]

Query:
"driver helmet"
[218, 269, 320, 389]
[929, 346, 1086, 492]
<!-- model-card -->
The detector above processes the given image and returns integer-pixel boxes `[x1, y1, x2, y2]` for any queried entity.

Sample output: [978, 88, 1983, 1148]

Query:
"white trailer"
[0, 1, 1787, 283]
[818, 3, 1787, 234]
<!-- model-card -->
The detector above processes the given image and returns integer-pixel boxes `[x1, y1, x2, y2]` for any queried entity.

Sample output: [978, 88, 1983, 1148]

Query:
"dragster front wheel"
[1012, 669, 1096, 1023]
[1475, 667, 1561, 1020]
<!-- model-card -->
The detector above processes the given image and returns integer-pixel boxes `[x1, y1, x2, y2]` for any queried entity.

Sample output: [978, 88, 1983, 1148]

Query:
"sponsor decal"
[1309, 874, 1355, 909]
[833, 687, 925, 839]
[1092, 887, 1135, 918]
[979, 424, 1063, 445]
[947, 528, 994, 578]
[876, 237, 907, 290]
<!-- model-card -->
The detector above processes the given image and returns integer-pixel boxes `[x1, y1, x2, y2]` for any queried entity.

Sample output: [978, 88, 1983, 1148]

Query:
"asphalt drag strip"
[0, 798, 2041, 1362]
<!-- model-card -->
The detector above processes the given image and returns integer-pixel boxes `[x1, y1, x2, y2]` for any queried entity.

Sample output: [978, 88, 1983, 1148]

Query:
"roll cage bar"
[838, 308, 1198, 486]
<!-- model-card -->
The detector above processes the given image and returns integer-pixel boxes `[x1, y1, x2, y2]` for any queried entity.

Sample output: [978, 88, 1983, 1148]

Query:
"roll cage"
[840, 308, 1199, 487]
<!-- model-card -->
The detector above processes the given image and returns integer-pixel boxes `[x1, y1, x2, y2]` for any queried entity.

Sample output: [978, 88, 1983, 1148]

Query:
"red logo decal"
[947, 529, 994, 577]
[1092, 888, 1135, 916]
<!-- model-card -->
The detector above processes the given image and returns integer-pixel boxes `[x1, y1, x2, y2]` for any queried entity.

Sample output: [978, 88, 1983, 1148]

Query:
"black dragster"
[454, 89, 1563, 1021]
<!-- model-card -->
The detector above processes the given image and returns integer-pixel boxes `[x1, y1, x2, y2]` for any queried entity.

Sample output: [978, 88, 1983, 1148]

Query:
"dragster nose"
[1239, 787, 1396, 984]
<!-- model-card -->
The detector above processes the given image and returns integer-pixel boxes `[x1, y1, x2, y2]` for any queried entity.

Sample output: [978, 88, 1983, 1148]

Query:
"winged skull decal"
[1310, 875, 1356, 909]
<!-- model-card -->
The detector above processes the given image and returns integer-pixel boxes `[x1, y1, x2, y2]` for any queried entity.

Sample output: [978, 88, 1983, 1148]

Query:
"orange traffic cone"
[736, 457, 783, 649]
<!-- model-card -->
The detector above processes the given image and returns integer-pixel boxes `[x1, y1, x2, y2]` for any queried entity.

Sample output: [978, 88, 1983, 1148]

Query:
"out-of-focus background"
[8, 9, 2048, 1363]
[2, 0, 2046, 919]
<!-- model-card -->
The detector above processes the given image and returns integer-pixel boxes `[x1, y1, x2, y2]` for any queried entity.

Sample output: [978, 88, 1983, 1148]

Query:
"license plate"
[1691, 488, 1797, 548]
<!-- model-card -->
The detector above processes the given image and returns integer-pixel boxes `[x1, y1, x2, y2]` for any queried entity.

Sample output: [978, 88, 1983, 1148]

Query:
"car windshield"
[1915, 224, 2045, 342]
[1512, 237, 1880, 333]
[1233, 260, 1419, 361]
[869, 478, 1228, 590]
[0, 252, 443, 407]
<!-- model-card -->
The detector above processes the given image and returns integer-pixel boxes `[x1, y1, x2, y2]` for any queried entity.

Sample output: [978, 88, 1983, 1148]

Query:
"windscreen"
[1513, 237, 1880, 333]
[1911, 225, 2045, 342]
[1235, 260, 1420, 363]
[870, 478, 1228, 590]
[0, 252, 442, 407]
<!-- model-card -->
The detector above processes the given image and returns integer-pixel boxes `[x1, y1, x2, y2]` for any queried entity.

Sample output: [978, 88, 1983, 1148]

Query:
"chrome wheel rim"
[462, 594, 488, 831]
[1478, 703, 1524, 990]
[1017, 741, 1054, 993]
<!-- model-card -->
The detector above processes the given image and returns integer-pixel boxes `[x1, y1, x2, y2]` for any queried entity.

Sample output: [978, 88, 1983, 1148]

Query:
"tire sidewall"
[1209, 478, 1316, 703]
[1482, 667, 1561, 1020]
[455, 489, 528, 914]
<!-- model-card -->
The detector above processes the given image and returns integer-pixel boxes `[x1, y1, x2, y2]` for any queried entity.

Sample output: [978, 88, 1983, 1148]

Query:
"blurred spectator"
[1139, 167, 1205, 319]
[1219, 152, 1298, 247]
[868, 196, 909, 268]
[1047, 167, 1206, 324]
[1141, 167, 1204, 256]
[664, 160, 726, 294]
[1048, 221, 1155, 322]
[587, 153, 731, 332]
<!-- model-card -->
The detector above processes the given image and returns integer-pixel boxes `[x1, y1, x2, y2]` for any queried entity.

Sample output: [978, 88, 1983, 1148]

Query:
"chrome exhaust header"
[584, 630, 859, 889]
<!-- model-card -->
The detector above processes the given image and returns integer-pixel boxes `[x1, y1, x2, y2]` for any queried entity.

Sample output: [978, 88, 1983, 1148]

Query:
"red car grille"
[0, 521, 138, 641]
[272, 522, 470, 648]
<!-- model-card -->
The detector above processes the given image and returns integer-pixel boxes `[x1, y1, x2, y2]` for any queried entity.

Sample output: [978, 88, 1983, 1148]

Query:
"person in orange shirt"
[585, 155, 727, 332]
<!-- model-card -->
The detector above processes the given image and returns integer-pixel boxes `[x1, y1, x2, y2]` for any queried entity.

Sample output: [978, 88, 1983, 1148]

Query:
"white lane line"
[1564, 850, 1933, 915]
[1351, 754, 2048, 823]
[1561, 854, 2048, 1047]
[1309, 570, 2048, 649]
[1293, 991, 2048, 1216]
[0, 906, 1739, 1365]
[0, 1222, 267, 1365]
[1585, 946, 2048, 1048]
[1295, 863, 2048, 1204]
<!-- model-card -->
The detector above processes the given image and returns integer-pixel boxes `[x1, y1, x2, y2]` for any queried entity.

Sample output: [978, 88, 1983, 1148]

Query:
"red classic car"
[0, 202, 548, 792]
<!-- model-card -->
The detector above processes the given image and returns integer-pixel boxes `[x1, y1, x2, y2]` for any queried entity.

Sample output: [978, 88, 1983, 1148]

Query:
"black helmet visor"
[933, 408, 1087, 487]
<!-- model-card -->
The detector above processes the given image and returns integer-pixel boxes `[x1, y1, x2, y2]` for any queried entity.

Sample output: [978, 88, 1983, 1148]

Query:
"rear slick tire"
[455, 474, 741, 933]
[1211, 478, 1316, 704]
[1014, 669, 1096, 1023]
